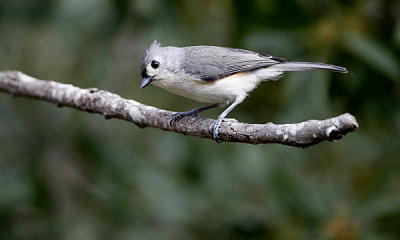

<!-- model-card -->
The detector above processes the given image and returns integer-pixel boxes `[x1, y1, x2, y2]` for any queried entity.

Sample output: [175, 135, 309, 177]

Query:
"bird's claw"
[170, 110, 199, 125]
[209, 117, 238, 141]
[209, 118, 223, 142]
[209, 124, 218, 139]
[170, 111, 227, 143]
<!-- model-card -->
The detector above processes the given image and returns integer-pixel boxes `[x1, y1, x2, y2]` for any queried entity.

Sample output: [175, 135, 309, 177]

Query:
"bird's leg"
[209, 96, 245, 140]
[170, 103, 219, 124]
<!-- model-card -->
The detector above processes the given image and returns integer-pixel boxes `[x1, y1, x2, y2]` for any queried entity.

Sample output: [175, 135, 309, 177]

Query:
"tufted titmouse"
[140, 40, 347, 140]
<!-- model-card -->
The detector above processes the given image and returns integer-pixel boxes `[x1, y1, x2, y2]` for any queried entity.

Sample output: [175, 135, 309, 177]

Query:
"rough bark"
[0, 71, 358, 147]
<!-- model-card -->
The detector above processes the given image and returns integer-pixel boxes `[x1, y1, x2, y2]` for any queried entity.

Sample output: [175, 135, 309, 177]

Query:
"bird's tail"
[269, 61, 348, 73]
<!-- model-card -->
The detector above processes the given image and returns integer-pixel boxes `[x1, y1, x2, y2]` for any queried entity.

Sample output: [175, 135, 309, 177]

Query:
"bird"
[139, 40, 347, 140]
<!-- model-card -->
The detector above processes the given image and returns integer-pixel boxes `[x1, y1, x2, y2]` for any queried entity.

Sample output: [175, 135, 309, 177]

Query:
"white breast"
[152, 69, 283, 104]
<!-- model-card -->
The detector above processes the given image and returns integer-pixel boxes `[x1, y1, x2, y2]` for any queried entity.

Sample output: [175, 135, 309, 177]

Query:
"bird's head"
[140, 40, 180, 89]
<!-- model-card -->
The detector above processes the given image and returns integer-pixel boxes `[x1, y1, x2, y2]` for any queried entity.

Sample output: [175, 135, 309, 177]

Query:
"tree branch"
[0, 71, 358, 147]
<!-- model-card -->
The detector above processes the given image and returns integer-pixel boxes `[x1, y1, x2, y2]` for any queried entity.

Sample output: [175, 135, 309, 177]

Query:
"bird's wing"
[182, 46, 283, 82]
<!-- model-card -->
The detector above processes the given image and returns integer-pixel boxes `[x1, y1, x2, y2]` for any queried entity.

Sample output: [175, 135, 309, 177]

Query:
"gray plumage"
[181, 46, 283, 81]
[139, 40, 348, 140]
[141, 40, 346, 84]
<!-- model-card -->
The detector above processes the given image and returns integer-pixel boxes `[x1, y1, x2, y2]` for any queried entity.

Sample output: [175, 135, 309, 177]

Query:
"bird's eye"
[151, 60, 160, 69]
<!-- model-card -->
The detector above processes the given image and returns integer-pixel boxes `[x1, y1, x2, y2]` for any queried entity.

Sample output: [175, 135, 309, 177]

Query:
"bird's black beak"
[140, 76, 154, 90]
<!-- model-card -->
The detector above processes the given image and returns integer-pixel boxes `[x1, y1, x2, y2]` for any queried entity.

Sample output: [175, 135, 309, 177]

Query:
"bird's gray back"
[181, 46, 282, 82]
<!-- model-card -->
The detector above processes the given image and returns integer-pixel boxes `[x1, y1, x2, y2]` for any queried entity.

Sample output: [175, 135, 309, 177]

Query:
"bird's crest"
[141, 40, 161, 69]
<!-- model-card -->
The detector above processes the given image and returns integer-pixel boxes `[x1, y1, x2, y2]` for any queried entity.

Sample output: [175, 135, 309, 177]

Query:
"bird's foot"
[170, 109, 200, 125]
[209, 118, 223, 142]
[208, 118, 238, 142]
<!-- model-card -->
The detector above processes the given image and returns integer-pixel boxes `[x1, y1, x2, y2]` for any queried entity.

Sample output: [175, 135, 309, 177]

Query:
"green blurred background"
[1, 0, 400, 239]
